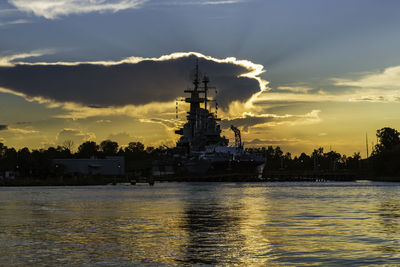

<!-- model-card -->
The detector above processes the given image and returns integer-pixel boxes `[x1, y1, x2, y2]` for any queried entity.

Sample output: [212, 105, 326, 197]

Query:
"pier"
[152, 170, 358, 182]
[263, 170, 357, 182]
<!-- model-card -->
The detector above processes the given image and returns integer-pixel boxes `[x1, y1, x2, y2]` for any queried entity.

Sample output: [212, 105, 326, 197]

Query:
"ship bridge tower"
[175, 59, 228, 152]
[184, 61, 204, 137]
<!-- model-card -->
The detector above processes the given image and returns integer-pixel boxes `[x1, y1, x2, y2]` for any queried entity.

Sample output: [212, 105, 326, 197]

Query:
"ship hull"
[182, 159, 265, 178]
[152, 157, 266, 181]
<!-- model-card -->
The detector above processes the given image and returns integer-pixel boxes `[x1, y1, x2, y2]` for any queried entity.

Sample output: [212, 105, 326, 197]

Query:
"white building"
[54, 157, 125, 176]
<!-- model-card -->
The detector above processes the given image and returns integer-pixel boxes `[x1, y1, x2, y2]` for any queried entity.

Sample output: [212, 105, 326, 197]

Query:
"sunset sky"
[1, 0, 400, 156]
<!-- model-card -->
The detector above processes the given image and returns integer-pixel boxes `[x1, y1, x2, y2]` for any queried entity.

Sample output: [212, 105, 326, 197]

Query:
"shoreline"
[2, 175, 400, 186]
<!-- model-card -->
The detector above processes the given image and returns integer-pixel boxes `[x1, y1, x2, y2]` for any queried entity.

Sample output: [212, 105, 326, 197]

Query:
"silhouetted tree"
[146, 146, 155, 154]
[62, 140, 75, 152]
[373, 127, 400, 155]
[100, 140, 119, 156]
[298, 152, 313, 170]
[0, 143, 7, 171]
[0, 143, 5, 158]
[3, 147, 17, 172]
[77, 141, 99, 158]
[312, 147, 324, 170]
[46, 146, 71, 159]
[17, 147, 32, 176]
[346, 152, 361, 170]
[124, 142, 147, 160]
[126, 142, 145, 153]
[31, 149, 52, 178]
[371, 127, 400, 176]
[324, 150, 341, 170]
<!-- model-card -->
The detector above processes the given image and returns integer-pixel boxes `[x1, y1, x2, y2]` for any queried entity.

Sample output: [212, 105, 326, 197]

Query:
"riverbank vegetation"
[1, 127, 400, 183]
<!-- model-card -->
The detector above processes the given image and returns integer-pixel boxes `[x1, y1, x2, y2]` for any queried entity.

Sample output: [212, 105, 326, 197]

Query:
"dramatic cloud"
[222, 115, 276, 130]
[0, 52, 266, 109]
[255, 90, 336, 106]
[15, 121, 31, 125]
[56, 128, 95, 144]
[0, 19, 30, 28]
[256, 88, 400, 105]
[0, 8, 20, 16]
[348, 95, 400, 103]
[255, 65, 400, 107]
[0, 125, 38, 134]
[151, 0, 244, 6]
[8, 0, 243, 19]
[200, 0, 244, 4]
[107, 132, 139, 146]
[0, 124, 39, 134]
[328, 66, 400, 103]
[52, 101, 177, 120]
[7, 127, 38, 134]
[246, 138, 302, 146]
[0, 50, 52, 67]
[8, 0, 146, 19]
[333, 65, 400, 90]
[221, 110, 321, 131]
[276, 86, 312, 94]
[96, 119, 112, 124]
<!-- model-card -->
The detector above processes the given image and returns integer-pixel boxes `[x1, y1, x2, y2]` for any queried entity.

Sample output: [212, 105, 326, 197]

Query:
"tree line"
[246, 127, 400, 177]
[0, 140, 166, 178]
[1, 127, 399, 178]
[246, 146, 362, 172]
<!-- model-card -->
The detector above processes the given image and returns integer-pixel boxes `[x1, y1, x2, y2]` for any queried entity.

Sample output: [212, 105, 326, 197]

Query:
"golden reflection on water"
[1, 183, 400, 266]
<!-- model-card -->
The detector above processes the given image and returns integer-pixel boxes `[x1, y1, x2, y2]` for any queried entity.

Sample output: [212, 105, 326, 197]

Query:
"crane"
[230, 125, 242, 149]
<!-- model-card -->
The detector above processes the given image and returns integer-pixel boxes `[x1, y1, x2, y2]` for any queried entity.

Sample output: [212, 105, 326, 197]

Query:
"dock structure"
[156, 173, 262, 182]
[130, 178, 154, 186]
[263, 170, 357, 182]
[152, 170, 357, 182]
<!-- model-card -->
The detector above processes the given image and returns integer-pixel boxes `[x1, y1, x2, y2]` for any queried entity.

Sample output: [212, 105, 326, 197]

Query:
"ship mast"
[175, 58, 228, 151]
[184, 59, 203, 137]
[203, 75, 209, 112]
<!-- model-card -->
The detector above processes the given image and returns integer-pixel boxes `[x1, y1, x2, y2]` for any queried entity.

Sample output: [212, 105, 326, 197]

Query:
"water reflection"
[378, 198, 400, 234]
[178, 185, 278, 265]
[374, 198, 400, 254]
[179, 187, 245, 265]
[1, 183, 400, 265]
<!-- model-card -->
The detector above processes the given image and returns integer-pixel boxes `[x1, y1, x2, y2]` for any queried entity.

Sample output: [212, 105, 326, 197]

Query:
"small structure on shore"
[0, 171, 16, 180]
[53, 156, 125, 176]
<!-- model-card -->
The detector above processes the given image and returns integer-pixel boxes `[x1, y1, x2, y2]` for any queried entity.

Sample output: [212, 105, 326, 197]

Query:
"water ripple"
[1, 182, 400, 265]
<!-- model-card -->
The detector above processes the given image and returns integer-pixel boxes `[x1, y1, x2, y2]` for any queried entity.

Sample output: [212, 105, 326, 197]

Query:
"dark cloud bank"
[221, 115, 275, 131]
[0, 55, 260, 108]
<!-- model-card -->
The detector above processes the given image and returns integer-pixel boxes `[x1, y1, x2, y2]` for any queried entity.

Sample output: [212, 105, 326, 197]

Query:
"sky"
[1, 0, 400, 157]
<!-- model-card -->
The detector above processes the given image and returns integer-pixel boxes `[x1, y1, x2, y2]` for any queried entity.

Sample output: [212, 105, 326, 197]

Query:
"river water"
[1, 181, 400, 266]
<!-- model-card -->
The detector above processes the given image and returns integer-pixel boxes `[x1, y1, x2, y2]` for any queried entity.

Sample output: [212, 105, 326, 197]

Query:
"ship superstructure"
[175, 62, 228, 152]
[170, 60, 266, 178]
